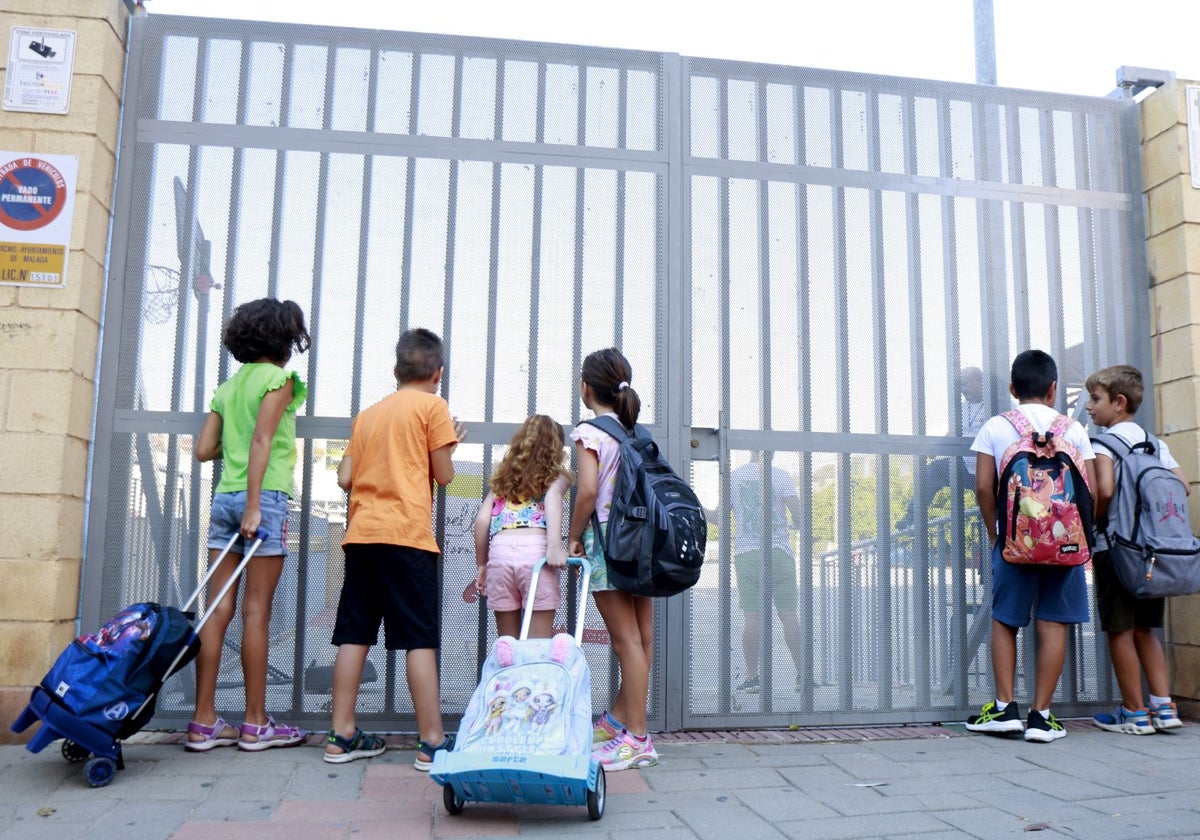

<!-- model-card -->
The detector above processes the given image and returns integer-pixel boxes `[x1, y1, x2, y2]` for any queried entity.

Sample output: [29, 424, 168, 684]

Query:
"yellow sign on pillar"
[0, 151, 77, 289]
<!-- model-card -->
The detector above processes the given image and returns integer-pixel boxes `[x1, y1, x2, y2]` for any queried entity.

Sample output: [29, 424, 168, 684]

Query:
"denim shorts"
[990, 542, 1089, 627]
[206, 490, 290, 557]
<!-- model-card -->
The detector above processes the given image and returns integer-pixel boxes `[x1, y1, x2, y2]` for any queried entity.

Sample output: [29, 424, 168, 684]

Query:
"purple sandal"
[185, 717, 239, 752]
[238, 714, 306, 751]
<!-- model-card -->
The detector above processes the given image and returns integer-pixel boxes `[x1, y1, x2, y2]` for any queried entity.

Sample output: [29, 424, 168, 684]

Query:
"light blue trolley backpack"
[431, 556, 605, 820]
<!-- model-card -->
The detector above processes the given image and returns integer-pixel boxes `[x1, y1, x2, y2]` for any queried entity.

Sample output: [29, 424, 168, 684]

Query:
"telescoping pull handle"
[518, 556, 592, 644]
[140, 529, 269, 724]
[181, 528, 269, 615]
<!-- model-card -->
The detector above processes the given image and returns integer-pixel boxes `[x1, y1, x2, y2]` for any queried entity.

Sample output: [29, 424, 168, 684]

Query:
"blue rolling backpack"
[11, 530, 268, 786]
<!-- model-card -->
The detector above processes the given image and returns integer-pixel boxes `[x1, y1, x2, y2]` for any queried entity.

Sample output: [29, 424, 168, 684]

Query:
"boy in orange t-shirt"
[324, 328, 465, 770]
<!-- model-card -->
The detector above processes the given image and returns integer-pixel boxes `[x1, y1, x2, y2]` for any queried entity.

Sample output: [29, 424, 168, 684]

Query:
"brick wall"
[1142, 79, 1200, 717]
[0, 0, 128, 740]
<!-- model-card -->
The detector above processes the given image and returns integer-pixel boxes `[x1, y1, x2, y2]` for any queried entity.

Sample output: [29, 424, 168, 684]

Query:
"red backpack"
[996, 410, 1094, 566]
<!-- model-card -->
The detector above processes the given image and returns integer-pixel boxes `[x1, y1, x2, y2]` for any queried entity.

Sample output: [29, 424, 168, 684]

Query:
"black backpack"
[584, 415, 707, 597]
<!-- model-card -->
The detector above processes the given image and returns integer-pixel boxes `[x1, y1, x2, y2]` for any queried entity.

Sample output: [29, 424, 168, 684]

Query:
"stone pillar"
[1142, 79, 1200, 718]
[0, 0, 129, 740]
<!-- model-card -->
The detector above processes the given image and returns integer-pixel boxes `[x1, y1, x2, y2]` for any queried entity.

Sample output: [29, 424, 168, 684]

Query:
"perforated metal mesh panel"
[90, 16, 1147, 732]
[683, 60, 1145, 726]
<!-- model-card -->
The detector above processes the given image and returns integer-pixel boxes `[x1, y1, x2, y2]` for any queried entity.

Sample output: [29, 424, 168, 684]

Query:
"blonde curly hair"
[490, 414, 572, 501]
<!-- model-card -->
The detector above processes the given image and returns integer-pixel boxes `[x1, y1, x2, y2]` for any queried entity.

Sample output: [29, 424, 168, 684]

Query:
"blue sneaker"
[1149, 701, 1183, 731]
[1094, 706, 1154, 736]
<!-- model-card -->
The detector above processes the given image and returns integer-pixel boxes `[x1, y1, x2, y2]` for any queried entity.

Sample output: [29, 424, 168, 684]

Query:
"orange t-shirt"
[342, 388, 459, 552]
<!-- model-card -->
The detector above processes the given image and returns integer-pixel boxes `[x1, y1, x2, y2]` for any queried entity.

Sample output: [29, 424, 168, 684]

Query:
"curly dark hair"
[490, 415, 572, 501]
[581, 347, 640, 429]
[222, 298, 311, 364]
[394, 327, 445, 383]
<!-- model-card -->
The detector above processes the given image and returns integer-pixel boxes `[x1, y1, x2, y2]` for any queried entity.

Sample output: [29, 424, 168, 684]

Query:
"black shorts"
[332, 543, 440, 651]
[1093, 549, 1165, 632]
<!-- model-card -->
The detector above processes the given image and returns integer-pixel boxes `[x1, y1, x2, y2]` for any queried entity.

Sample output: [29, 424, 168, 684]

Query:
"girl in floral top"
[472, 414, 572, 638]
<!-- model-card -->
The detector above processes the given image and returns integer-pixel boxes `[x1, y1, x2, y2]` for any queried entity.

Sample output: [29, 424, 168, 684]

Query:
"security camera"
[28, 40, 56, 59]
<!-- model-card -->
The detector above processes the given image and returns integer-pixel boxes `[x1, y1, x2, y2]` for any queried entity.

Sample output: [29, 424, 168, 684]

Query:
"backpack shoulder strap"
[1001, 408, 1031, 437]
[582, 414, 631, 442]
[1091, 431, 1132, 459]
[1138, 430, 1160, 457]
[1047, 413, 1075, 438]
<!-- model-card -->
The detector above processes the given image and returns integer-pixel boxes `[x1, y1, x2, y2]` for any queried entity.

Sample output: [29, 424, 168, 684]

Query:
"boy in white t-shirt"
[1085, 364, 1187, 735]
[965, 350, 1097, 743]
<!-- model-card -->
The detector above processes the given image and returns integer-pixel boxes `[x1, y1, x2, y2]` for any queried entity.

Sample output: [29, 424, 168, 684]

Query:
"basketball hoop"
[143, 264, 180, 324]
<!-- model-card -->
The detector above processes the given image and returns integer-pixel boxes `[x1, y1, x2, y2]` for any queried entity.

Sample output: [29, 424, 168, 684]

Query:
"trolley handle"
[181, 529, 269, 615]
[518, 556, 592, 644]
[135, 528, 269, 724]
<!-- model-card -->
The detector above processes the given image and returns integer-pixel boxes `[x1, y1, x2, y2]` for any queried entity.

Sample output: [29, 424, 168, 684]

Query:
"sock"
[1149, 694, 1172, 708]
[627, 731, 647, 742]
[1037, 709, 1050, 719]
[994, 699, 1009, 711]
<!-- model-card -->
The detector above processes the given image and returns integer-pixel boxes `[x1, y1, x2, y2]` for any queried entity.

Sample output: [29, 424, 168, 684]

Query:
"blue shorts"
[206, 490, 290, 557]
[990, 542, 1089, 627]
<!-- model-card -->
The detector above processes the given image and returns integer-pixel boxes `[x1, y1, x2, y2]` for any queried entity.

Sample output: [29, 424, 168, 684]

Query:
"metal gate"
[88, 14, 1148, 733]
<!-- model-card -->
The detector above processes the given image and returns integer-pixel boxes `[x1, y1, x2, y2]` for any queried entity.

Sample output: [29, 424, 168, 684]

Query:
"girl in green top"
[187, 298, 311, 752]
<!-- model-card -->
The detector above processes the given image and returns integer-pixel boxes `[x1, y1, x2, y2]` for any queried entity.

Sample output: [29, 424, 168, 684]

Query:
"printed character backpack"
[996, 409, 1094, 566]
[1092, 431, 1200, 598]
[584, 415, 707, 597]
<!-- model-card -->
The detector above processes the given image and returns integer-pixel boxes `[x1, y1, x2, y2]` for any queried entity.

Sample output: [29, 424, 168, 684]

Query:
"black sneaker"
[965, 700, 1024, 734]
[1024, 710, 1066, 743]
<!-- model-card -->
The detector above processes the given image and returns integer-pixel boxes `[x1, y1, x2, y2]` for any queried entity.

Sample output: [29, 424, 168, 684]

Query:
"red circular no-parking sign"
[0, 157, 68, 231]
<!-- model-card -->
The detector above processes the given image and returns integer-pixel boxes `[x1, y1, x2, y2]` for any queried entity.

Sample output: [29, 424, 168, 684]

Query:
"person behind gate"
[326, 327, 465, 769]
[726, 450, 806, 695]
[188, 297, 311, 753]
[965, 349, 1096, 743]
[1085, 364, 1187, 735]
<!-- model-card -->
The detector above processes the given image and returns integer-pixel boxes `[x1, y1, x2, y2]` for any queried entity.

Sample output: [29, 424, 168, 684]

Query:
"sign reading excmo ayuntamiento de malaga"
[0, 153, 77, 289]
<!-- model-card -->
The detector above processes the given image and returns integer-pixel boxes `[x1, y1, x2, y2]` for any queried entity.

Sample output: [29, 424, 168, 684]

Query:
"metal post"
[974, 0, 997, 86]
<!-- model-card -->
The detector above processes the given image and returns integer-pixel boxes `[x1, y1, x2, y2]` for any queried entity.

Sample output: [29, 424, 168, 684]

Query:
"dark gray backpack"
[1093, 431, 1200, 598]
[584, 415, 706, 597]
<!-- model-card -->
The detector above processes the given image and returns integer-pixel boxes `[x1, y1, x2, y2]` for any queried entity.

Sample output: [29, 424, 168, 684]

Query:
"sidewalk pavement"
[2, 719, 1199, 840]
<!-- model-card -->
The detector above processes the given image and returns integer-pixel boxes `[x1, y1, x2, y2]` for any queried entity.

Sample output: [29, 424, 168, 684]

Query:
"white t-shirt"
[1092, 420, 1179, 469]
[729, 461, 797, 555]
[970, 403, 1096, 473]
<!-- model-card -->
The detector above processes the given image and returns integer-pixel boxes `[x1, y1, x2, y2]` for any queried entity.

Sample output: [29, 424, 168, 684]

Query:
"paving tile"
[776, 811, 950, 839]
[173, 820, 348, 840]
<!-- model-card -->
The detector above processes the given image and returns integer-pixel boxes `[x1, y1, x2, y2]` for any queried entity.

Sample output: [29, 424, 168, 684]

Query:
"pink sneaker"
[593, 711, 621, 745]
[238, 715, 305, 751]
[593, 730, 658, 771]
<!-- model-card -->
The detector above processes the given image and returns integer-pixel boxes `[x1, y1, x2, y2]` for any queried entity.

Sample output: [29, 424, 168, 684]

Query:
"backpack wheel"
[587, 765, 606, 820]
[84, 756, 117, 787]
[61, 740, 90, 763]
[443, 784, 464, 815]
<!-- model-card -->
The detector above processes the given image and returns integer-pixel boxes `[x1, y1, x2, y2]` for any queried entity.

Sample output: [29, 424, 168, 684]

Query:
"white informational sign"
[0, 152, 78, 289]
[3, 27, 76, 115]
[1189, 86, 1200, 190]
